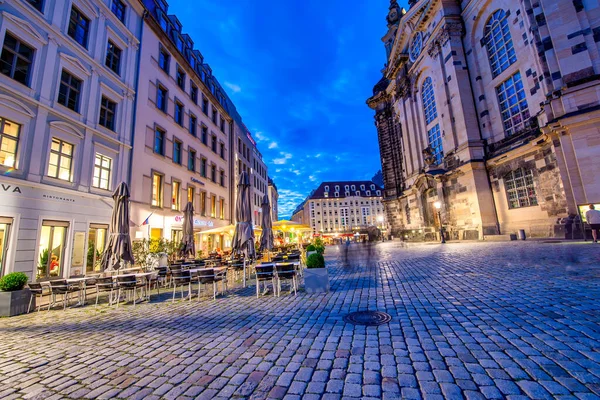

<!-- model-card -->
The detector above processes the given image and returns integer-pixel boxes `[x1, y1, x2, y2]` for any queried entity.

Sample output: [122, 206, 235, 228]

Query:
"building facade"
[268, 177, 278, 222]
[129, 0, 236, 254]
[368, 0, 600, 240]
[0, 0, 143, 279]
[295, 181, 386, 236]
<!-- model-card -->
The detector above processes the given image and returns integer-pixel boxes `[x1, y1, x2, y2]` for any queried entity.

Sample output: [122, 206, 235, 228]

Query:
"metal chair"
[48, 280, 80, 311]
[255, 263, 276, 298]
[94, 277, 116, 307]
[195, 268, 218, 300]
[148, 267, 168, 299]
[27, 282, 46, 313]
[275, 263, 297, 296]
[171, 270, 192, 302]
[115, 275, 145, 307]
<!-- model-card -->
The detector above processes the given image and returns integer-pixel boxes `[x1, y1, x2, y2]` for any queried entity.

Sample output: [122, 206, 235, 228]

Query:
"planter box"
[304, 267, 329, 294]
[0, 289, 32, 317]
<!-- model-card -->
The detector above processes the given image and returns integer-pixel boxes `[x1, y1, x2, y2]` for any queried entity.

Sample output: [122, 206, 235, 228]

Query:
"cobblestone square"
[1, 241, 600, 399]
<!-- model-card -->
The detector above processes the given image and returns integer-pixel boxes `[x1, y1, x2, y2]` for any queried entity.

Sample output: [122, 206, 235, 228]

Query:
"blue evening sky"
[167, 0, 393, 218]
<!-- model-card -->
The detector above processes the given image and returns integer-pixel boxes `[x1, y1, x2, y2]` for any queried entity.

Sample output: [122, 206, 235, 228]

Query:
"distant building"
[268, 177, 279, 222]
[368, 0, 600, 240]
[0, 0, 143, 279]
[294, 181, 386, 236]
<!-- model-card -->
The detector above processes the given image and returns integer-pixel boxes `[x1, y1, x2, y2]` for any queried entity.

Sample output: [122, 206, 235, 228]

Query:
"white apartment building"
[303, 181, 386, 235]
[0, 0, 143, 280]
[129, 0, 232, 253]
[268, 177, 278, 222]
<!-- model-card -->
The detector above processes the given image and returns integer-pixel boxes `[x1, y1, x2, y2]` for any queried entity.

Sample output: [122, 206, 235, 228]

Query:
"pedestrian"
[585, 204, 600, 243]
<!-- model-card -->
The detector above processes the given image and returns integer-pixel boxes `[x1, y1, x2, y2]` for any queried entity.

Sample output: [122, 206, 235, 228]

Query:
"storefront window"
[0, 218, 12, 276]
[211, 195, 216, 218]
[37, 220, 68, 280]
[87, 224, 107, 273]
[0, 118, 20, 168]
[187, 186, 195, 207]
[171, 229, 182, 243]
[172, 180, 180, 210]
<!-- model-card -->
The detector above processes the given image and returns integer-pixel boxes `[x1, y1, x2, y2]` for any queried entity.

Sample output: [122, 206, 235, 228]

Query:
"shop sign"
[190, 177, 205, 185]
[174, 215, 214, 227]
[0, 183, 22, 194]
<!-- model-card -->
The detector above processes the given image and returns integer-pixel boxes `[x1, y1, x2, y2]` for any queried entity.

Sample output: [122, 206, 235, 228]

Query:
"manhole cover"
[344, 311, 392, 326]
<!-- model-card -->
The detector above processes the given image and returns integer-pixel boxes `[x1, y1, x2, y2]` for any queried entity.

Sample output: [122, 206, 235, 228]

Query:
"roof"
[308, 181, 383, 200]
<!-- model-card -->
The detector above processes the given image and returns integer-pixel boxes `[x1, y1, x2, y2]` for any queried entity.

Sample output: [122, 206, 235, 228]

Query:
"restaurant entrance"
[37, 220, 69, 280]
[0, 217, 12, 276]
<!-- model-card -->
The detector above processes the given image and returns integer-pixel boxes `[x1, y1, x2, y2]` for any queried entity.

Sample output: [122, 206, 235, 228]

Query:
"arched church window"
[484, 10, 517, 78]
[421, 77, 442, 165]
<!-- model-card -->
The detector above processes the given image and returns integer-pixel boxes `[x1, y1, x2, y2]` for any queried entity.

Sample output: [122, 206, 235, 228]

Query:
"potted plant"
[0, 272, 31, 317]
[306, 244, 317, 257]
[303, 253, 329, 294]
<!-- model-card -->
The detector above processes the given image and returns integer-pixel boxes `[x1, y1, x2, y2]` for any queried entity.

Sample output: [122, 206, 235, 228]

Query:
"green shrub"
[0, 272, 28, 291]
[306, 244, 316, 252]
[306, 253, 325, 269]
[313, 238, 325, 254]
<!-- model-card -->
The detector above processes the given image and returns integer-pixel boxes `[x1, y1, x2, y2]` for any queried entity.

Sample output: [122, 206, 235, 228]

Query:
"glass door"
[37, 221, 68, 280]
[87, 224, 108, 273]
[0, 217, 12, 276]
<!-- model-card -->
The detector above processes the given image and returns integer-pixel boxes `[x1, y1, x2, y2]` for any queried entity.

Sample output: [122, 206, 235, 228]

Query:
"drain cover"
[344, 311, 392, 326]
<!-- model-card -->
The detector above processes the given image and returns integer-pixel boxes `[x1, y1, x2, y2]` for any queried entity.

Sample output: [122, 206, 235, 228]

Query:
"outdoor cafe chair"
[149, 266, 168, 294]
[115, 275, 145, 307]
[255, 263, 276, 298]
[171, 270, 192, 302]
[275, 263, 297, 297]
[48, 279, 80, 311]
[195, 268, 219, 300]
[272, 255, 285, 263]
[94, 277, 116, 307]
[27, 282, 46, 313]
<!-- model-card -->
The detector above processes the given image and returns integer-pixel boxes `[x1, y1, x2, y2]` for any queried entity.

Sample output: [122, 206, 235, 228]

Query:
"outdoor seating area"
[26, 251, 306, 312]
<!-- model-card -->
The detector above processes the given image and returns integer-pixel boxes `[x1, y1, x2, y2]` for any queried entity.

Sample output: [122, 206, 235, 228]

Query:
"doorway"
[37, 220, 69, 280]
[0, 217, 12, 276]
[87, 224, 108, 274]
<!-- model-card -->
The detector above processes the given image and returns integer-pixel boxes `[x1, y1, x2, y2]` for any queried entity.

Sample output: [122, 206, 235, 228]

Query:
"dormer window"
[324, 192, 328, 198]
[360, 185, 365, 190]
[356, 191, 360, 196]
[335, 185, 340, 191]
[376, 190, 381, 196]
[370, 184, 375, 190]
[345, 192, 350, 197]
[324, 185, 329, 192]
[345, 185, 349, 190]
[351, 185, 355, 190]
[366, 190, 371, 196]
[334, 192, 339, 197]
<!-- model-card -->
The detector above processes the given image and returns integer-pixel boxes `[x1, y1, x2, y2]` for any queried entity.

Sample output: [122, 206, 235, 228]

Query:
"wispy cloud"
[224, 81, 242, 93]
[273, 152, 292, 165]
[268, 141, 278, 149]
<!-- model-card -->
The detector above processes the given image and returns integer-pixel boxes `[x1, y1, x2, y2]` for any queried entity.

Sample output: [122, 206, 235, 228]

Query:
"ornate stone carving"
[427, 41, 441, 58]
[428, 21, 464, 59]
[422, 146, 436, 166]
[396, 75, 412, 99]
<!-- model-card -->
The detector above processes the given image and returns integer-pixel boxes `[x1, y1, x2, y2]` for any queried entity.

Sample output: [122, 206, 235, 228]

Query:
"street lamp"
[434, 201, 445, 243]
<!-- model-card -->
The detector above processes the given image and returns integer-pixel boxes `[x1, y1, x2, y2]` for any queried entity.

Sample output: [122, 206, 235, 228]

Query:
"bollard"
[518, 229, 526, 240]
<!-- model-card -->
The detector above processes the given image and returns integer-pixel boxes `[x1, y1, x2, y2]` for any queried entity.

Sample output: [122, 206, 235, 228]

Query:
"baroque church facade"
[368, 0, 600, 240]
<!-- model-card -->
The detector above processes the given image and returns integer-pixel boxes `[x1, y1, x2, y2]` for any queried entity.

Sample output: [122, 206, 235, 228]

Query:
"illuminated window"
[187, 186, 195, 206]
[171, 180, 180, 210]
[219, 199, 225, 219]
[211, 195, 216, 217]
[0, 117, 20, 168]
[496, 71, 530, 136]
[504, 168, 537, 209]
[484, 10, 517, 78]
[48, 138, 73, 181]
[92, 153, 111, 190]
[152, 172, 163, 207]
[199, 191, 206, 216]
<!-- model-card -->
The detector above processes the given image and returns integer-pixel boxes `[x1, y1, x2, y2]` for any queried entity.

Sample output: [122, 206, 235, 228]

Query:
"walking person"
[585, 204, 600, 243]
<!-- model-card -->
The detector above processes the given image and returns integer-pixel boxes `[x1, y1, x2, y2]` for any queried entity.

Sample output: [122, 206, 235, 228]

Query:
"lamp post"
[434, 201, 445, 243]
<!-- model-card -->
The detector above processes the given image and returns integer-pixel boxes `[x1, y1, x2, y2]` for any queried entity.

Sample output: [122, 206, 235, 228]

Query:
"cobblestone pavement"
[1, 241, 600, 399]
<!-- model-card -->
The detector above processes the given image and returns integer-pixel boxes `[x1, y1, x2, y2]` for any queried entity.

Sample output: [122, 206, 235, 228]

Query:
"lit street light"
[434, 201, 445, 244]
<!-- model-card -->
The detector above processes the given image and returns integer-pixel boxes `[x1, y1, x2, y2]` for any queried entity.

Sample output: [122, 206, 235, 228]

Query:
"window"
[152, 172, 163, 207]
[176, 66, 185, 90]
[422, 77, 437, 125]
[200, 157, 207, 177]
[190, 83, 198, 104]
[105, 41, 122, 74]
[99, 96, 116, 130]
[58, 70, 82, 112]
[201, 125, 208, 145]
[1, 33, 34, 86]
[189, 114, 197, 136]
[219, 199, 225, 219]
[202, 96, 209, 115]
[504, 168, 537, 209]
[48, 138, 73, 181]
[220, 143, 225, 159]
[87, 224, 107, 274]
[211, 164, 216, 182]
[427, 124, 443, 165]
[199, 191, 206, 216]
[158, 47, 170, 73]
[211, 195, 216, 217]
[154, 127, 165, 155]
[92, 153, 112, 190]
[497, 71, 530, 136]
[68, 6, 90, 48]
[175, 101, 184, 125]
[188, 148, 196, 171]
[219, 169, 224, 186]
[156, 85, 167, 112]
[220, 117, 225, 133]
[37, 220, 68, 280]
[27, 0, 44, 12]
[171, 180, 180, 210]
[484, 10, 517, 79]
[173, 140, 182, 164]
[111, 0, 126, 22]
[211, 135, 217, 152]
[187, 186, 195, 205]
[212, 109, 217, 124]
[0, 117, 20, 168]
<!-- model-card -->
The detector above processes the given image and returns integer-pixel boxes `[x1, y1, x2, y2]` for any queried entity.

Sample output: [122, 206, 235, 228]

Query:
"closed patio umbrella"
[231, 171, 255, 286]
[180, 201, 195, 259]
[102, 182, 135, 271]
[259, 194, 274, 259]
